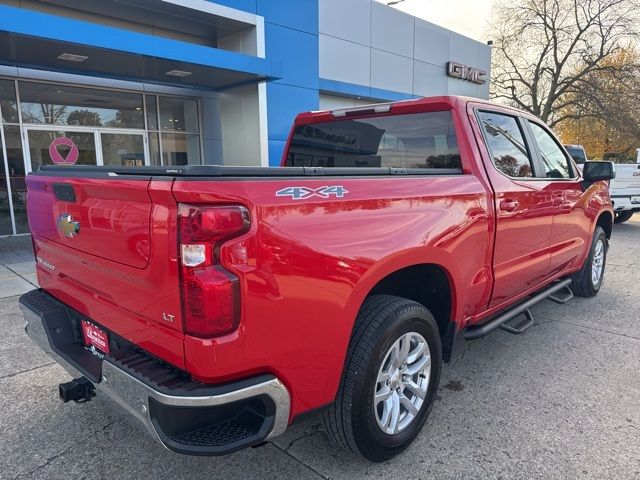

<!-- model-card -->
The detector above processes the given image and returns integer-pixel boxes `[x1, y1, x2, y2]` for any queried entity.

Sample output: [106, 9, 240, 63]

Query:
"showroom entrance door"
[24, 126, 148, 172]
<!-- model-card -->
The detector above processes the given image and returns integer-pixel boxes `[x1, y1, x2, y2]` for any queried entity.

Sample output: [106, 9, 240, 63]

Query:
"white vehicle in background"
[565, 145, 640, 224]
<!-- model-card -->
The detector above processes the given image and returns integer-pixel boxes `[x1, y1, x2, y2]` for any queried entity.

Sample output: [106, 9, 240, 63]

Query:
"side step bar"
[463, 279, 572, 341]
[548, 285, 574, 304]
[499, 309, 534, 335]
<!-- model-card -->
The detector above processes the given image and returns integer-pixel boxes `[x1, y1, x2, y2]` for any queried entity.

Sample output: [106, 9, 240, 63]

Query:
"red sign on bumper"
[81, 320, 110, 354]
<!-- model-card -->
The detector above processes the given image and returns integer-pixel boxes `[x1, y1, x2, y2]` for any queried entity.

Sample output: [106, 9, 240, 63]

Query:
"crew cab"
[20, 97, 615, 462]
[565, 144, 640, 223]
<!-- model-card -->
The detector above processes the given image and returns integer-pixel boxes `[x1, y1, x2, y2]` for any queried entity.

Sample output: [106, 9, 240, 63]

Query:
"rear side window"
[285, 111, 461, 169]
[528, 122, 573, 178]
[478, 111, 533, 178]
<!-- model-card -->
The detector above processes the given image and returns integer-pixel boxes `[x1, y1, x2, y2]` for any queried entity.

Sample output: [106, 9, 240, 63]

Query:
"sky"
[375, 0, 495, 43]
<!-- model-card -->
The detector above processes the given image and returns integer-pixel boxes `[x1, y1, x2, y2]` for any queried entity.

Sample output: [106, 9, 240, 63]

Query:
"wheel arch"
[368, 264, 453, 339]
[596, 210, 613, 239]
[344, 250, 460, 363]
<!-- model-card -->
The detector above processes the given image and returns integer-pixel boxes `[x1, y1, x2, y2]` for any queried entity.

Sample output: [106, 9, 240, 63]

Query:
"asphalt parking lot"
[1, 216, 639, 480]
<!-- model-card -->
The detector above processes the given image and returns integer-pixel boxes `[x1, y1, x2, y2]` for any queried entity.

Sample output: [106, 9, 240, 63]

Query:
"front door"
[525, 120, 591, 275]
[25, 127, 148, 172]
[475, 109, 554, 308]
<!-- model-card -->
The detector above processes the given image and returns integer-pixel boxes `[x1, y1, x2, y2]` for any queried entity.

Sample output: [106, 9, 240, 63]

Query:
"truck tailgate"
[28, 176, 153, 268]
[612, 164, 640, 192]
[27, 174, 185, 368]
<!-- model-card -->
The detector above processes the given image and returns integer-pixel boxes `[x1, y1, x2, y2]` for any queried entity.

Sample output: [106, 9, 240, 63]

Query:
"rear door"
[525, 120, 591, 275]
[475, 109, 554, 308]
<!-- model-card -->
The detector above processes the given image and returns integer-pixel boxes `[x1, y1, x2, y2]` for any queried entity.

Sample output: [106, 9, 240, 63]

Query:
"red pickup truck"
[20, 96, 615, 462]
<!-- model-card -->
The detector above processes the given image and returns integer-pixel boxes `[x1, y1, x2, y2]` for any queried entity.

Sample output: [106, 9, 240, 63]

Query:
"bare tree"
[489, 0, 639, 127]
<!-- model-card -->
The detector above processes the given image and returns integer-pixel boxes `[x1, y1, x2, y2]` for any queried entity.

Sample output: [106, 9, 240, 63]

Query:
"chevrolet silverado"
[20, 96, 615, 462]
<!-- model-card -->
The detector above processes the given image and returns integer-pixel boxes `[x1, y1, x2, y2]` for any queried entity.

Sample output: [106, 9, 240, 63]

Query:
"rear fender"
[343, 247, 460, 338]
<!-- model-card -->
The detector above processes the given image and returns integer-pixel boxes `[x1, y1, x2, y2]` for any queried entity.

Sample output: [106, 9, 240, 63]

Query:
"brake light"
[178, 205, 250, 338]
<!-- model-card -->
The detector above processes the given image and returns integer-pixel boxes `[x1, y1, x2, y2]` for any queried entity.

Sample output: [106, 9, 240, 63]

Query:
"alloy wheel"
[373, 332, 431, 435]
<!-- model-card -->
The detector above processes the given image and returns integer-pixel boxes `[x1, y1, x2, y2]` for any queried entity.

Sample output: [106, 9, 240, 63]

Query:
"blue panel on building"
[257, 0, 319, 165]
[265, 23, 319, 89]
[266, 83, 319, 141]
[268, 139, 288, 167]
[257, 0, 319, 34]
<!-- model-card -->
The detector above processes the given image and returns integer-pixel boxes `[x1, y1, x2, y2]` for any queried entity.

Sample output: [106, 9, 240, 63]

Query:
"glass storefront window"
[162, 133, 201, 165]
[148, 132, 161, 166]
[28, 130, 97, 171]
[159, 97, 199, 132]
[150, 96, 202, 166]
[0, 79, 204, 235]
[101, 133, 145, 167]
[0, 134, 13, 235]
[19, 82, 144, 129]
[3, 126, 28, 234]
[145, 95, 158, 130]
[0, 80, 18, 124]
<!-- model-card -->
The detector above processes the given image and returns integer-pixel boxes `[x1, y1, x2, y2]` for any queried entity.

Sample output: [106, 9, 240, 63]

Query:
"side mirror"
[582, 161, 616, 181]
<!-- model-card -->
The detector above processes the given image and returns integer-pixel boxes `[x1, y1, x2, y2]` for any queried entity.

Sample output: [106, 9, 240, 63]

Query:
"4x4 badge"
[57, 214, 80, 238]
[275, 185, 349, 200]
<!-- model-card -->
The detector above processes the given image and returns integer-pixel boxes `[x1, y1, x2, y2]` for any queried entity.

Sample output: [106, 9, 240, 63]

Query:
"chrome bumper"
[20, 293, 291, 454]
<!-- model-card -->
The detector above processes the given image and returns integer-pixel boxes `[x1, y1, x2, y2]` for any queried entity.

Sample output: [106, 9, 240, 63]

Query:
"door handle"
[499, 199, 519, 212]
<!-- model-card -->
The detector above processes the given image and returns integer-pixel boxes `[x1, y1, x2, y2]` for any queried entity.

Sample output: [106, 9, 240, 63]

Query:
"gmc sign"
[447, 61, 487, 85]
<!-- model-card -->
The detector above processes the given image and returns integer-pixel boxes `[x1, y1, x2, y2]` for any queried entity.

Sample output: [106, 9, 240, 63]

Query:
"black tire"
[571, 226, 608, 297]
[323, 295, 442, 462]
[614, 211, 634, 224]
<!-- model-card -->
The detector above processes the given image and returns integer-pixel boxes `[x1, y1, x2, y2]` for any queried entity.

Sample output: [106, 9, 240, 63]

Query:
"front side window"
[478, 111, 533, 178]
[529, 122, 573, 178]
[286, 111, 461, 169]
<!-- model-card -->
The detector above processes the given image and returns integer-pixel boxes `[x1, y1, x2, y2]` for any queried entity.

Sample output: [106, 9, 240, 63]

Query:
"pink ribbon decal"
[48, 137, 79, 165]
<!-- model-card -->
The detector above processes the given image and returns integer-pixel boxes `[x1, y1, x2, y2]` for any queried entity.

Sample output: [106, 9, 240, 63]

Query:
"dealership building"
[0, 0, 491, 235]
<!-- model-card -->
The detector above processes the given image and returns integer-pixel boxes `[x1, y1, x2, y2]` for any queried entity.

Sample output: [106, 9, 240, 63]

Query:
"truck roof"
[295, 95, 511, 125]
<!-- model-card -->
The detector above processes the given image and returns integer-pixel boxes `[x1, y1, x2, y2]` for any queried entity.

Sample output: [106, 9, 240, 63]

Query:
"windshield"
[286, 111, 461, 169]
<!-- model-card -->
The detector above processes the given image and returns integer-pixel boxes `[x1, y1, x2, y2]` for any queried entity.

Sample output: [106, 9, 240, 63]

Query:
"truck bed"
[38, 164, 463, 177]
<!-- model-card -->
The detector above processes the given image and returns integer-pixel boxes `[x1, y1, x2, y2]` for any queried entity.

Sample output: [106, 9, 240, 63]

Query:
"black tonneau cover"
[37, 165, 463, 178]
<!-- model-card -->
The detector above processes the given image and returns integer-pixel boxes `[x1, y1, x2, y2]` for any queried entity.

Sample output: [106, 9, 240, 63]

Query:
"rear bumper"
[19, 289, 291, 456]
[611, 195, 640, 211]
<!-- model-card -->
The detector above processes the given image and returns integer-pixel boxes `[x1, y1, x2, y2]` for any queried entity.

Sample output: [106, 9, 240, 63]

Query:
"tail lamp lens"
[178, 205, 250, 338]
[181, 244, 207, 267]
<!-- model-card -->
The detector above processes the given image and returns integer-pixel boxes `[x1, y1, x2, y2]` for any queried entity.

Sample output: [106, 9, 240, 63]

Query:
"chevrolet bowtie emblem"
[57, 214, 80, 238]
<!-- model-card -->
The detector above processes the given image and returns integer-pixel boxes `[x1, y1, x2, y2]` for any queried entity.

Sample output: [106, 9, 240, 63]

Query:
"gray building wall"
[319, 0, 491, 100]
[219, 84, 262, 166]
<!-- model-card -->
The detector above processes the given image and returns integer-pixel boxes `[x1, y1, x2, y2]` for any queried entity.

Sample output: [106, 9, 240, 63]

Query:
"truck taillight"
[178, 205, 250, 338]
